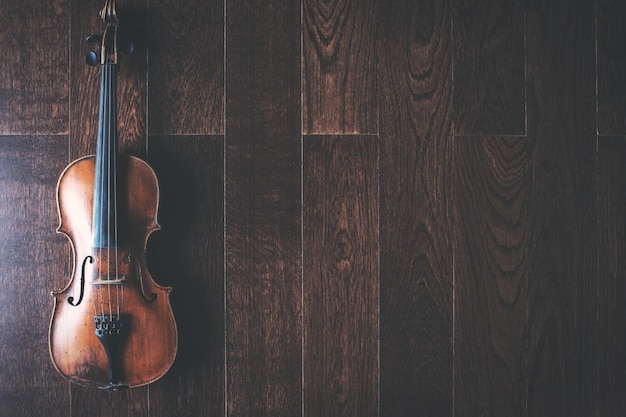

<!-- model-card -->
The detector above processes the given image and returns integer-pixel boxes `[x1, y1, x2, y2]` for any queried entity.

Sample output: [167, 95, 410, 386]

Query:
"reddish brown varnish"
[48, 0, 177, 389]
[50, 156, 177, 389]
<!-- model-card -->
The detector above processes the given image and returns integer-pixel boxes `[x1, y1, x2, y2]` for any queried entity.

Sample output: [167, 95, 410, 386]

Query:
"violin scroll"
[100, 0, 119, 25]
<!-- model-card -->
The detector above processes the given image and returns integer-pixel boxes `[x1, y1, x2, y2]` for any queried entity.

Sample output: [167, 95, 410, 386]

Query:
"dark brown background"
[1, 0, 625, 416]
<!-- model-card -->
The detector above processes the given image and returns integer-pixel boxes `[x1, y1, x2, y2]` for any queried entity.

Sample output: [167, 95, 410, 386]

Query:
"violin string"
[111, 57, 121, 320]
[102, 63, 111, 318]
[102, 61, 110, 321]
[98, 61, 107, 316]
[98, 62, 107, 322]
[107, 60, 114, 321]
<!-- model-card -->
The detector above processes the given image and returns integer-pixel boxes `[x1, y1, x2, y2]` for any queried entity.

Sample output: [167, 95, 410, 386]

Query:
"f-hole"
[68, 256, 94, 306]
[126, 253, 157, 303]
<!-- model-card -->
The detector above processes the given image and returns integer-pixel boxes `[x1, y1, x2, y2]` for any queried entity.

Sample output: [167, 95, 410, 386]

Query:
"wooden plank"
[453, 0, 525, 136]
[70, 386, 150, 417]
[526, 1, 597, 415]
[69, 0, 100, 158]
[70, 0, 147, 159]
[378, 0, 454, 414]
[303, 136, 378, 417]
[453, 137, 527, 417]
[145, 135, 225, 417]
[0, 136, 70, 416]
[148, 0, 224, 135]
[225, 0, 302, 416]
[598, 137, 626, 417]
[597, 0, 626, 134]
[302, 0, 377, 134]
[0, 0, 69, 135]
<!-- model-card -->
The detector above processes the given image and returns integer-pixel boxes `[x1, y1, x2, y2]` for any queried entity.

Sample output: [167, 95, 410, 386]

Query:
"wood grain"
[69, 385, 150, 417]
[0, 136, 70, 416]
[145, 135, 225, 417]
[598, 137, 626, 417]
[378, 0, 454, 415]
[225, 0, 302, 416]
[148, 0, 224, 135]
[453, 0, 526, 136]
[0, 0, 68, 135]
[526, 1, 597, 415]
[70, 0, 147, 159]
[302, 0, 377, 134]
[303, 136, 378, 417]
[4, 1, 626, 415]
[597, 0, 626, 135]
[453, 137, 527, 417]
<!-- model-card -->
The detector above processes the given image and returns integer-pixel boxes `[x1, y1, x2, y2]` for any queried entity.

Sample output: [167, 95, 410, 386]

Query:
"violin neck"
[92, 62, 118, 248]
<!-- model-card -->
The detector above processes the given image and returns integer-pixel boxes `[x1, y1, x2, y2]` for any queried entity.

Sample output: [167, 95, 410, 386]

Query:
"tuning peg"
[85, 34, 102, 44]
[85, 51, 99, 66]
[85, 34, 102, 66]
[119, 39, 134, 56]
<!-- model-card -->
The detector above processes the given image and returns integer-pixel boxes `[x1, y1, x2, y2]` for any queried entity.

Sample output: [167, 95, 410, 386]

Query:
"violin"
[49, 0, 177, 389]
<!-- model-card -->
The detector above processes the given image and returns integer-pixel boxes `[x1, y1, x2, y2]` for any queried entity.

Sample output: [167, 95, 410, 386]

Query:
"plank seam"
[453, 135, 529, 139]
[302, 133, 380, 137]
[223, 0, 228, 415]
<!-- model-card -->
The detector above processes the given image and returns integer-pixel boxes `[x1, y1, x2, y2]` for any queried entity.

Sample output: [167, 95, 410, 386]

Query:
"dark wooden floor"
[1, 0, 625, 416]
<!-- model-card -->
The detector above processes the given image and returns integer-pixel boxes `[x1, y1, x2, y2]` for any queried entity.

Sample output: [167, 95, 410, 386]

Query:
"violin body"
[50, 155, 177, 388]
